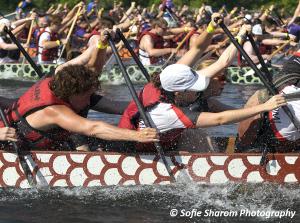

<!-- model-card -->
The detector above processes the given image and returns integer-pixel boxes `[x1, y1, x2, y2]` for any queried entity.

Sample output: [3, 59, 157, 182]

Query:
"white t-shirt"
[269, 85, 300, 141]
[38, 27, 51, 63]
[138, 102, 199, 133]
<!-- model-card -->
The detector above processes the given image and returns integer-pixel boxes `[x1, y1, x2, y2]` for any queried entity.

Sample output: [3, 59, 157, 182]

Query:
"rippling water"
[0, 182, 299, 223]
[0, 81, 299, 222]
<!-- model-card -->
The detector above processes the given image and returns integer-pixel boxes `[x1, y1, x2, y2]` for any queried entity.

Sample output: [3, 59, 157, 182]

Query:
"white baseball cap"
[244, 14, 252, 22]
[0, 18, 11, 28]
[252, 24, 263, 35]
[160, 64, 210, 92]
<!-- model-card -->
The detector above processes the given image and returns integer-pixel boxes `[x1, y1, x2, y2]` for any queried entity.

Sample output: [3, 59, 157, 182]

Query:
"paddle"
[243, 39, 292, 77]
[0, 108, 35, 186]
[2, 12, 17, 18]
[162, 30, 195, 68]
[3, 26, 44, 78]
[108, 33, 176, 182]
[165, 6, 179, 26]
[246, 33, 272, 81]
[57, 6, 82, 62]
[21, 18, 35, 65]
[116, 29, 151, 82]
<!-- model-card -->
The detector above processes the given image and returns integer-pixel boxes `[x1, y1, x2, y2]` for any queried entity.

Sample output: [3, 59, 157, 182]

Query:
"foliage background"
[0, 0, 298, 15]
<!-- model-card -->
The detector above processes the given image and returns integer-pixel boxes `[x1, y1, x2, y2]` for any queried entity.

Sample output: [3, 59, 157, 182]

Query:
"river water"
[0, 81, 299, 223]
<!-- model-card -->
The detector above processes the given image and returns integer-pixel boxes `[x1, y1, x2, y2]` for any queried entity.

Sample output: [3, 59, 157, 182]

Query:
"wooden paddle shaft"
[270, 40, 291, 58]
[163, 30, 194, 68]
[58, 6, 82, 61]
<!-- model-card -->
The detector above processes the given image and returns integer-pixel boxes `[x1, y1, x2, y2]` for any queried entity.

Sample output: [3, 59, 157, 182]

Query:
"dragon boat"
[1, 136, 299, 188]
[0, 63, 276, 85]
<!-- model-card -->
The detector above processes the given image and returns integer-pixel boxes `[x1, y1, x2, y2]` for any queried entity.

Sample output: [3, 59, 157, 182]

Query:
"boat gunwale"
[1, 149, 299, 157]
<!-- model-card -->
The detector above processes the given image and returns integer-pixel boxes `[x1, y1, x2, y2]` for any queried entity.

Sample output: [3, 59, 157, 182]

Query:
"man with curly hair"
[0, 65, 158, 151]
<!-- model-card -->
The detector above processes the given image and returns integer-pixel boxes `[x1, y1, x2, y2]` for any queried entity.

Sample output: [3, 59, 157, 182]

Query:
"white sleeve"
[38, 32, 51, 47]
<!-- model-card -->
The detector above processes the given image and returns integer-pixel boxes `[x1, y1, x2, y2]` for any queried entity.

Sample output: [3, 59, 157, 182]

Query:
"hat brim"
[187, 72, 210, 91]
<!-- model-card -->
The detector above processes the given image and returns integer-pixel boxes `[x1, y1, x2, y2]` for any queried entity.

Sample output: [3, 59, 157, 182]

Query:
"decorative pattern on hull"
[0, 151, 299, 188]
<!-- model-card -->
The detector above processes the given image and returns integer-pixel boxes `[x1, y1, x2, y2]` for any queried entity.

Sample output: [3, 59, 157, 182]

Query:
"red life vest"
[138, 31, 165, 64]
[37, 29, 59, 62]
[119, 83, 161, 130]
[183, 30, 200, 50]
[0, 78, 72, 150]
[172, 30, 200, 50]
[87, 29, 100, 41]
[294, 52, 300, 57]
[119, 83, 194, 151]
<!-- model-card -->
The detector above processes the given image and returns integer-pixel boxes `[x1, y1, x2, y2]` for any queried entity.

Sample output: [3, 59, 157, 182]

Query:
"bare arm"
[289, 0, 300, 25]
[196, 95, 286, 127]
[243, 41, 268, 64]
[0, 42, 21, 51]
[176, 13, 224, 66]
[119, 2, 136, 23]
[196, 43, 237, 79]
[27, 105, 158, 142]
[262, 38, 289, 46]
[141, 35, 174, 57]
[41, 40, 60, 50]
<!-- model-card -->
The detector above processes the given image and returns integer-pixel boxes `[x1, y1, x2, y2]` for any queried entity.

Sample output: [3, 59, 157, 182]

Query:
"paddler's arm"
[176, 13, 222, 67]
[61, 2, 84, 25]
[197, 24, 252, 79]
[86, 33, 108, 73]
[0, 127, 17, 142]
[40, 105, 159, 142]
[195, 94, 286, 128]
[141, 34, 176, 57]
[243, 41, 269, 64]
[55, 30, 109, 73]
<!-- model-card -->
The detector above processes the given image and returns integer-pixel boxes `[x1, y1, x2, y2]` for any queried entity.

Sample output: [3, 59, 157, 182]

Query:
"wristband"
[236, 35, 246, 44]
[184, 26, 189, 33]
[56, 40, 61, 46]
[206, 22, 216, 34]
[264, 9, 270, 16]
[236, 36, 242, 44]
[97, 40, 108, 49]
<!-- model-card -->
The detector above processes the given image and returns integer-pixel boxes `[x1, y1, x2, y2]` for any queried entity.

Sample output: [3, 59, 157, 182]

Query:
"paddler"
[37, 16, 67, 64]
[0, 64, 158, 151]
[118, 19, 287, 151]
[138, 18, 177, 66]
[237, 55, 300, 152]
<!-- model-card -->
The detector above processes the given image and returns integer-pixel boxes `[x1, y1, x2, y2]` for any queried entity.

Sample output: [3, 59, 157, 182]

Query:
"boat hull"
[1, 150, 299, 188]
[0, 63, 276, 85]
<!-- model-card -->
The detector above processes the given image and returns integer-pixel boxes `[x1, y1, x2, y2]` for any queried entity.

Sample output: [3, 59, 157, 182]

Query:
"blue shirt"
[288, 23, 300, 39]
[16, 1, 32, 11]
[87, 2, 96, 13]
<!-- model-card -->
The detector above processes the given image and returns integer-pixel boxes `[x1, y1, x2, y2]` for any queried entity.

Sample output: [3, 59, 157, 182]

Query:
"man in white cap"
[241, 22, 295, 65]
[118, 22, 287, 151]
